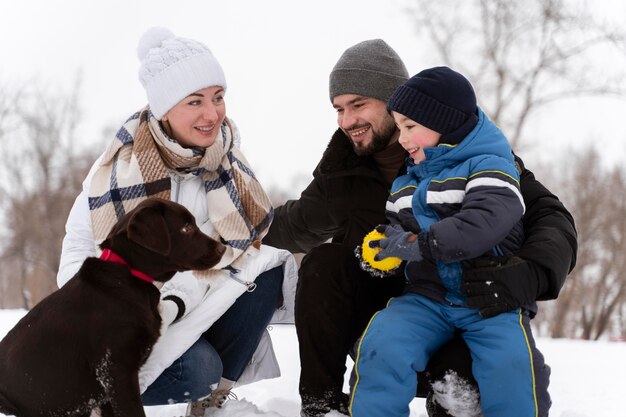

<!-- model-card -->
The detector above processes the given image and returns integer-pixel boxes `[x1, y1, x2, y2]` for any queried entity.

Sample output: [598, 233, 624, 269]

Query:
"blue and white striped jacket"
[386, 108, 525, 305]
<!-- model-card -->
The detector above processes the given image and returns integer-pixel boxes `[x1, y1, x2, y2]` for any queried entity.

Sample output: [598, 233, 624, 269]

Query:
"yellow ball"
[361, 229, 403, 272]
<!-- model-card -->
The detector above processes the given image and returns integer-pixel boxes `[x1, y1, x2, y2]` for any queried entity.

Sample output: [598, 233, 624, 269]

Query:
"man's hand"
[462, 256, 540, 318]
[369, 225, 423, 262]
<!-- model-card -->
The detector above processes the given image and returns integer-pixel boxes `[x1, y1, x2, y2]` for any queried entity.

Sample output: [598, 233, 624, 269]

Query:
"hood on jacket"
[416, 108, 514, 172]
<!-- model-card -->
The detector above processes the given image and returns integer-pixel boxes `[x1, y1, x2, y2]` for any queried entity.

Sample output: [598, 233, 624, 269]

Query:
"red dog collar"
[100, 248, 155, 284]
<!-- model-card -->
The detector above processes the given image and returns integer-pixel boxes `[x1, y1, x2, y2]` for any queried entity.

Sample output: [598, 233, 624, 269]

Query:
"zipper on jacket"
[172, 173, 184, 203]
[225, 266, 257, 292]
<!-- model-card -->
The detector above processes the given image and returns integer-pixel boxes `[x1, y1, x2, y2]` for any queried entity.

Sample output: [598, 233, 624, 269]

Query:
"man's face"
[332, 94, 397, 156]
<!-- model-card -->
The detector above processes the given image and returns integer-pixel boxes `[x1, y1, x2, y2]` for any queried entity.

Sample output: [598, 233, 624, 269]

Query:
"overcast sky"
[2, 0, 625, 191]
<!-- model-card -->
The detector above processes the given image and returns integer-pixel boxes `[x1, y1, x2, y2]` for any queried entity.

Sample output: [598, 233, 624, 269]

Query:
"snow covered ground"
[0, 309, 624, 417]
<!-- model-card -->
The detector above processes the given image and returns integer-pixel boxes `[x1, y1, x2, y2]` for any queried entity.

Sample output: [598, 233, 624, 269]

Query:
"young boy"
[351, 66, 545, 417]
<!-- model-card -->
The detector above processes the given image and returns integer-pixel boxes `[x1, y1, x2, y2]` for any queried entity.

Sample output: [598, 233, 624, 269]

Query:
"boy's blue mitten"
[370, 224, 423, 262]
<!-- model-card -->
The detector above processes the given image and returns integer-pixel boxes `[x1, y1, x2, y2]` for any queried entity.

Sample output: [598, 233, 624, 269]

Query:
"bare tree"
[533, 149, 626, 340]
[618, 303, 626, 340]
[404, 0, 626, 149]
[579, 167, 626, 339]
[0, 78, 101, 308]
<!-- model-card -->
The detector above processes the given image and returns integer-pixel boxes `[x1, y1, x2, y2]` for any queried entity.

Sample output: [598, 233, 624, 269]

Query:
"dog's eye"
[181, 223, 195, 234]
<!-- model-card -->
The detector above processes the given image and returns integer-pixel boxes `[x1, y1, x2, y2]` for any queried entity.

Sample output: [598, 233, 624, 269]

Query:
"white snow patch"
[1, 311, 625, 416]
[430, 371, 482, 417]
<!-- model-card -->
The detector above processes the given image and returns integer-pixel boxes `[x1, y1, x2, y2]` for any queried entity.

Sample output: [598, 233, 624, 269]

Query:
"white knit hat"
[137, 27, 227, 120]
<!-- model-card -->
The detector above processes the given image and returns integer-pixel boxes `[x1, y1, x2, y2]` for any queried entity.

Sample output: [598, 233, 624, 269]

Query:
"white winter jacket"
[57, 154, 298, 392]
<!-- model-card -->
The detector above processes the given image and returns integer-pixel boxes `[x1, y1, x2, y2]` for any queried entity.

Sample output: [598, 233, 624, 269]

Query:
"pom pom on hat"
[137, 26, 174, 61]
[137, 26, 227, 120]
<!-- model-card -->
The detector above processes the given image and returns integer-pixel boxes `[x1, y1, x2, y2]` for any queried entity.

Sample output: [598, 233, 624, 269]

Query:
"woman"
[57, 27, 297, 416]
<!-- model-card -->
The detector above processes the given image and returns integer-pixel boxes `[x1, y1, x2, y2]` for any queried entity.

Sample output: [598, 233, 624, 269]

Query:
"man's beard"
[351, 119, 397, 156]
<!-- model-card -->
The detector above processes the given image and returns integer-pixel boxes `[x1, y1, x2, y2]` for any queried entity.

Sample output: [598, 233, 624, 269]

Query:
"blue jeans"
[142, 265, 283, 405]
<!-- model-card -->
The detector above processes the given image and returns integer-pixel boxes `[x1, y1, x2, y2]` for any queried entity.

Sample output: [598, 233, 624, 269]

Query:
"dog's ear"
[127, 205, 171, 256]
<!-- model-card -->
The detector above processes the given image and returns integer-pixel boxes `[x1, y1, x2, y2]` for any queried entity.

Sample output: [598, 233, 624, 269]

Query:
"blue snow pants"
[351, 294, 541, 417]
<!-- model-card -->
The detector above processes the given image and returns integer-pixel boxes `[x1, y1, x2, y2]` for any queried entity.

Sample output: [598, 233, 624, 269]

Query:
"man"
[263, 39, 577, 417]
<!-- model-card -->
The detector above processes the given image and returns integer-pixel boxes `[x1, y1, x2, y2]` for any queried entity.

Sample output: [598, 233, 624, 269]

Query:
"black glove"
[461, 256, 540, 318]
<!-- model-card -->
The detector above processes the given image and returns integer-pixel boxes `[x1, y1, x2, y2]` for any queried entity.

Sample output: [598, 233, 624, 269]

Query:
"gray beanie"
[329, 39, 409, 103]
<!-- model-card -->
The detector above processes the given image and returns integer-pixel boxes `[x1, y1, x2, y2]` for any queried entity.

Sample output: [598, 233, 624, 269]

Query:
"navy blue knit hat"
[387, 66, 476, 135]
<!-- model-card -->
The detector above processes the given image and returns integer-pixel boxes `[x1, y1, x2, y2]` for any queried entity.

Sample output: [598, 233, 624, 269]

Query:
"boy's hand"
[462, 256, 540, 318]
[370, 225, 423, 262]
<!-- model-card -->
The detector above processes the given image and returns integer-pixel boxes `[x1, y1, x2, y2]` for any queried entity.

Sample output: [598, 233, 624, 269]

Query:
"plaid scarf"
[88, 108, 273, 269]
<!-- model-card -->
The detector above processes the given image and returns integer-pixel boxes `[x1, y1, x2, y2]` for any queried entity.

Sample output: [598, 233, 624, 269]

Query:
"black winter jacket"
[265, 129, 393, 254]
[264, 129, 577, 300]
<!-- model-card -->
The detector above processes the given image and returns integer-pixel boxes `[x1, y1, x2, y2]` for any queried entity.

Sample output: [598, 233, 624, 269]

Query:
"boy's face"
[393, 111, 441, 164]
[333, 94, 397, 156]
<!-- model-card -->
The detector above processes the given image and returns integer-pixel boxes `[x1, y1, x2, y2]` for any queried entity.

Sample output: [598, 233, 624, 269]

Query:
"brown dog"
[0, 198, 225, 417]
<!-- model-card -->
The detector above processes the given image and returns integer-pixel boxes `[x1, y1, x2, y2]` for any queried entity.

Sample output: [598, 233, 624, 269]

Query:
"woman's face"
[161, 86, 226, 148]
